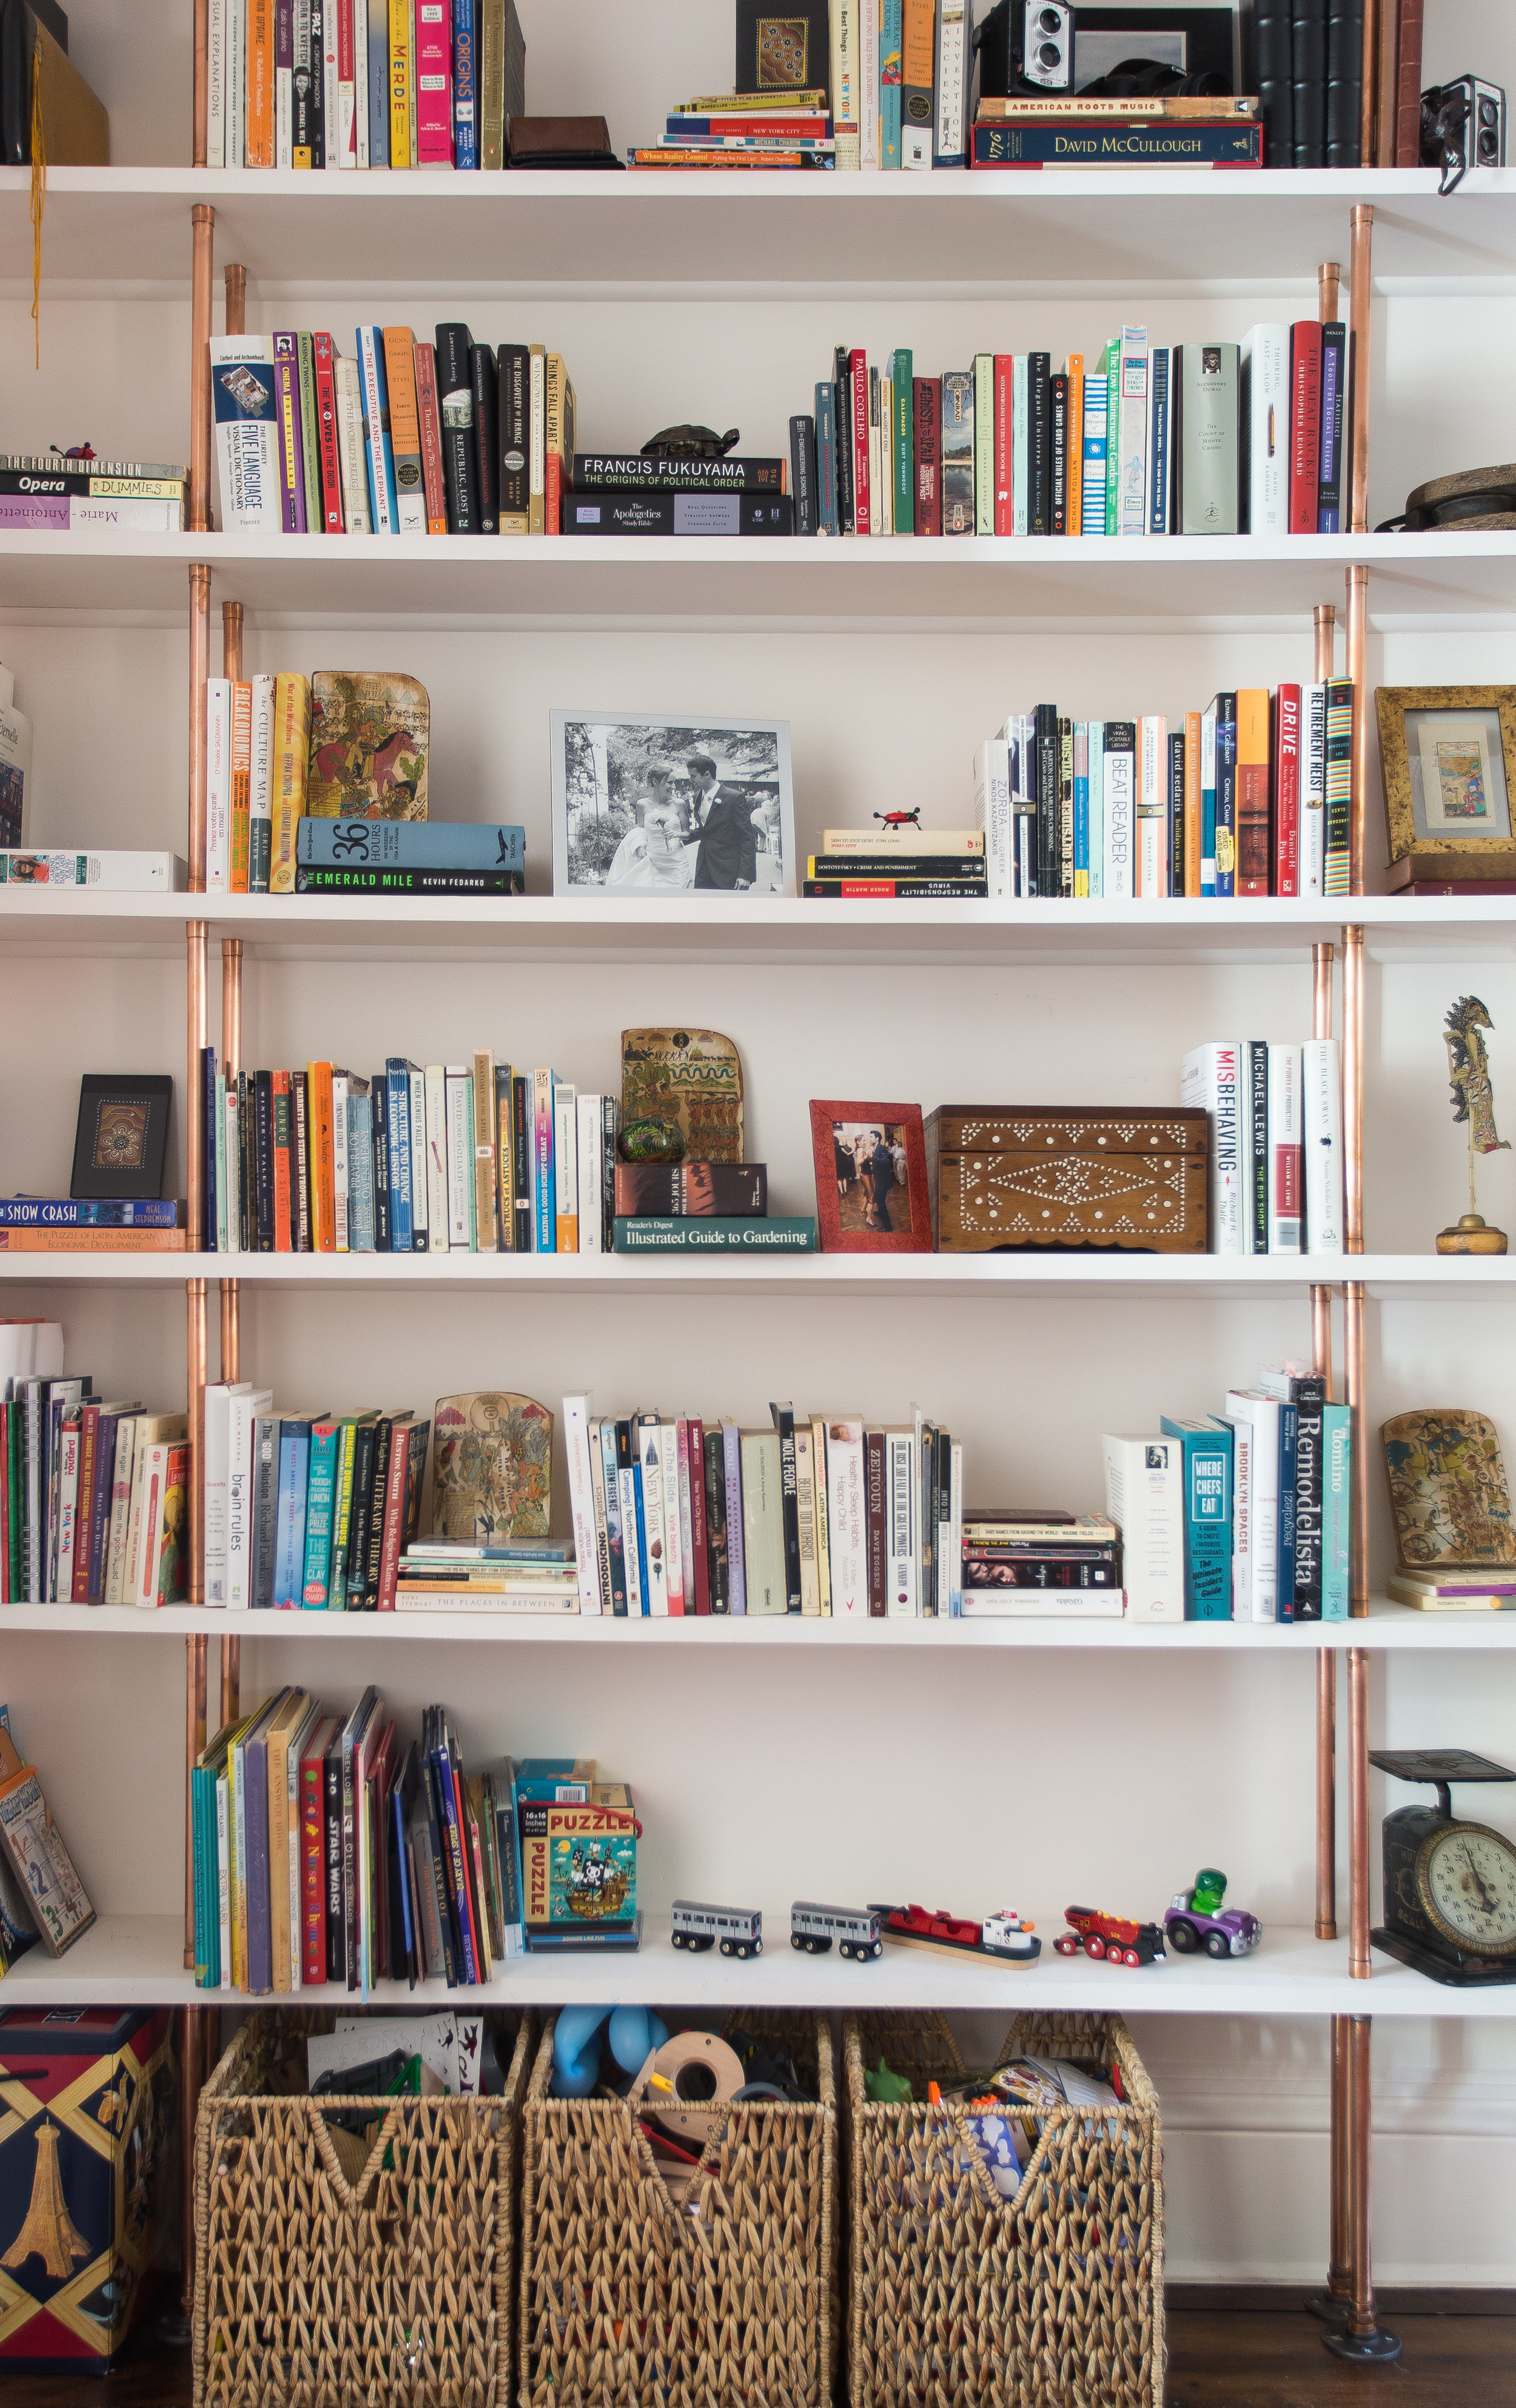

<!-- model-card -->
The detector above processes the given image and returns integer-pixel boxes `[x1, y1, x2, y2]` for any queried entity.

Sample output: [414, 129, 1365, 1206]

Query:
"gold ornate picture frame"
[1377, 685, 1516, 881]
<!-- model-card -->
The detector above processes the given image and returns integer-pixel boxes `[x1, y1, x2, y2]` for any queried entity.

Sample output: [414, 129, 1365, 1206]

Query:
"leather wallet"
[506, 115, 623, 167]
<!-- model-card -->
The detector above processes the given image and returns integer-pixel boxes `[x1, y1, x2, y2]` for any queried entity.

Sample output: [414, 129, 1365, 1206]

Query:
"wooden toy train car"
[791, 1902, 882, 1960]
[669, 1900, 763, 1959]
[1053, 1905, 1166, 1967]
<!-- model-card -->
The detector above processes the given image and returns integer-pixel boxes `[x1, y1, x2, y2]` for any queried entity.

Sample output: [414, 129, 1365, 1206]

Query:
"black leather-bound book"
[1243, 0, 1295, 165]
[1292, 0, 1329, 164]
[470, 344, 499, 534]
[1325, 0, 1365, 165]
[434, 325, 477, 534]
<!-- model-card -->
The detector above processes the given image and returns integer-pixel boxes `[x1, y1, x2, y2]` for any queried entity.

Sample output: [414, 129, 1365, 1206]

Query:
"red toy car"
[1054, 1905, 1167, 1968]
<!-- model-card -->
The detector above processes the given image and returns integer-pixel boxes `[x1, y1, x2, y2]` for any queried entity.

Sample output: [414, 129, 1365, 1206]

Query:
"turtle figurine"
[640, 425, 741, 461]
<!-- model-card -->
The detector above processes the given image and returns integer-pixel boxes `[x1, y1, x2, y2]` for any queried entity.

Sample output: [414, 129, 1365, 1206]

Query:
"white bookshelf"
[1, 0, 1514, 2294]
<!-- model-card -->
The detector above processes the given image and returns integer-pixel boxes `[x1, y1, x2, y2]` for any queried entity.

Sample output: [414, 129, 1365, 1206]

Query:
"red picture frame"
[809, 1101, 933, 1254]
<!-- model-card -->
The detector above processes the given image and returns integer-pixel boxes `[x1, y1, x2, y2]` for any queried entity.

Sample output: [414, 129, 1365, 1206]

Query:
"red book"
[914, 378, 941, 537]
[0, 1403, 8, 1602]
[1273, 684, 1301, 896]
[452, 1766, 483, 1978]
[375, 1416, 415, 1609]
[1288, 323, 1322, 535]
[1394, 0, 1424, 167]
[312, 334, 344, 532]
[993, 354, 1013, 534]
[849, 348, 870, 534]
[865, 1428, 887, 1616]
[688, 1415, 709, 1614]
[413, 340, 448, 534]
[300, 1715, 337, 1985]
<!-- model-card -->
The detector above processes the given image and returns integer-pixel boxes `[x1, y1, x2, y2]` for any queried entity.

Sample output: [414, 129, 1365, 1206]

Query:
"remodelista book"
[613, 1217, 817, 1253]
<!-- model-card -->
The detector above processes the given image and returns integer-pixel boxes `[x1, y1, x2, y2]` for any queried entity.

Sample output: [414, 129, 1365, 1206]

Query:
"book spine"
[1302, 682, 1327, 896]
[913, 377, 940, 537]
[1316, 322, 1346, 532]
[1235, 689, 1271, 895]
[1180, 1041, 1244, 1254]
[1324, 681, 1352, 896]
[849, 348, 870, 534]
[333, 355, 371, 533]
[722, 1422, 746, 1615]
[413, 340, 448, 533]
[357, 326, 397, 533]
[1321, 1404, 1351, 1620]
[1303, 1037, 1345, 1254]
[1289, 320, 1323, 534]
[1274, 682, 1301, 896]
[415, 0, 452, 161]
[301, 1748, 327, 1982]
[323, 1744, 344, 1980]
[382, 326, 426, 530]
[789, 414, 817, 536]
[1267, 1043, 1303, 1253]
[1276, 1399, 1298, 1620]
[1290, 1376, 1326, 1619]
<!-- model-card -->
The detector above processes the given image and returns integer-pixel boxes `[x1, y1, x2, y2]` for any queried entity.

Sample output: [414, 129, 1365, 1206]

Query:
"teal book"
[880, 0, 902, 167]
[891, 346, 913, 530]
[614, 1217, 817, 1253]
[1161, 1414, 1233, 1620]
[1322, 1404, 1352, 1620]
[272, 1411, 327, 1610]
[300, 1417, 340, 1608]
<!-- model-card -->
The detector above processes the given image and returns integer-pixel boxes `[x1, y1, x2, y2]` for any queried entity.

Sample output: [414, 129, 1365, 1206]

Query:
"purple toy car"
[1164, 1868, 1261, 1960]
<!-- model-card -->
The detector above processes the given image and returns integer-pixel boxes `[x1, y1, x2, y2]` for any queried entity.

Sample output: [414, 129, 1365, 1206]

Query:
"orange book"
[230, 681, 252, 893]
[412, 340, 448, 534]
[1184, 709, 1202, 897]
[381, 328, 426, 533]
[306, 1061, 335, 1250]
[543, 354, 575, 539]
[272, 1069, 292, 1252]
[1236, 688, 1273, 896]
[246, 0, 275, 167]
[0, 1229, 186, 1253]
[1064, 354, 1083, 537]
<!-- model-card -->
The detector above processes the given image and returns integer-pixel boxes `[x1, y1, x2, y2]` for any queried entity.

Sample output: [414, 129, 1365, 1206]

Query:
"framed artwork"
[809, 1101, 932, 1254]
[1377, 686, 1516, 882]
[1071, 4, 1238, 90]
[551, 710, 796, 898]
[70, 1074, 172, 1200]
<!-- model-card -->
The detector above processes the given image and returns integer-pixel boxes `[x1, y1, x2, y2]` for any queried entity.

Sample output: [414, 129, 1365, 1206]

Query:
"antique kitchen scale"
[1369, 1749, 1516, 1985]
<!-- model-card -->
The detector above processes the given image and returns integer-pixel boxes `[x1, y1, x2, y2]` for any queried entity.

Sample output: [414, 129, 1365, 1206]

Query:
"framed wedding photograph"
[550, 710, 796, 898]
[70, 1073, 172, 1200]
[1377, 685, 1516, 883]
[810, 1101, 933, 1255]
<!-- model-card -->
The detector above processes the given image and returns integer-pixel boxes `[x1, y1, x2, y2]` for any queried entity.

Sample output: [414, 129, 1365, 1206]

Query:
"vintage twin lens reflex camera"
[1022, 1, 1073, 91]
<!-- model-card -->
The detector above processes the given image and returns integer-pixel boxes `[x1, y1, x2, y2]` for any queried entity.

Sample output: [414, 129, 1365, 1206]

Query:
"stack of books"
[1107, 1364, 1353, 1626]
[1387, 1569, 1516, 1612]
[1182, 1040, 1344, 1257]
[611, 1159, 816, 1254]
[395, 1538, 580, 1615]
[792, 322, 1349, 541]
[197, 1051, 620, 1257]
[960, 1510, 1122, 1618]
[804, 824, 987, 901]
[561, 449, 794, 539]
[0, 453, 184, 533]
[210, 328, 573, 537]
[629, 89, 835, 169]
[206, 0, 525, 170]
[973, 685, 1354, 901]
[971, 93, 1263, 170]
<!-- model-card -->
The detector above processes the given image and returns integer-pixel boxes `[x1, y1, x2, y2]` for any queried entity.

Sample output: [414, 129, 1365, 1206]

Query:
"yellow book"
[269, 671, 310, 895]
[1064, 352, 1083, 536]
[389, 0, 411, 167]
[265, 1690, 311, 1994]
[1236, 687, 1272, 895]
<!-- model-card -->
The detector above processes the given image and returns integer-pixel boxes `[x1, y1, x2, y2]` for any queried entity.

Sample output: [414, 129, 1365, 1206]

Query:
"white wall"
[3, 0, 1515, 2293]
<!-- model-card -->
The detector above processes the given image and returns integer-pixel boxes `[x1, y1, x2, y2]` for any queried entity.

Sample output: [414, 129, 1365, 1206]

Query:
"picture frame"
[1377, 686, 1516, 882]
[551, 709, 796, 899]
[810, 1101, 933, 1254]
[70, 1073, 173, 1200]
[1072, 3, 1238, 93]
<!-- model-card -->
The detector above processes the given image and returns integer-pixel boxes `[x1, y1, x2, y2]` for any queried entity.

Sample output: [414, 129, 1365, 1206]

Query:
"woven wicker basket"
[519, 2008, 838, 2408]
[193, 2008, 531, 2408]
[845, 2009, 1164, 2408]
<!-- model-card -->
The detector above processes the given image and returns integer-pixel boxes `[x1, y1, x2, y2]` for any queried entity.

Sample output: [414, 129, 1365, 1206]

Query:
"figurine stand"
[1435, 1211, 1508, 1255]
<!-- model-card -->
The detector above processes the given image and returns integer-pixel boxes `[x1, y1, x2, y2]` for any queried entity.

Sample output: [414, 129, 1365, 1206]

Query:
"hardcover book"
[613, 1163, 766, 1217]
[306, 673, 428, 819]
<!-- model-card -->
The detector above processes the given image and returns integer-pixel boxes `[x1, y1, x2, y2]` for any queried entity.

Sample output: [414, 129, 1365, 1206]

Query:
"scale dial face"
[1417, 1820, 1516, 1957]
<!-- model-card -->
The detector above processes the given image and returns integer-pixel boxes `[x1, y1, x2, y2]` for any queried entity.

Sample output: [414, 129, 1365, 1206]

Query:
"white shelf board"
[0, 1251, 1504, 1300]
[4, 165, 1516, 289]
[2, 1598, 1508, 1647]
[4, 528, 1516, 628]
[4, 892, 1516, 969]
[7, 1911, 1509, 2014]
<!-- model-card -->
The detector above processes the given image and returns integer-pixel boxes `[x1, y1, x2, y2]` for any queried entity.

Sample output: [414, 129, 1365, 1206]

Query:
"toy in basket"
[791, 1900, 882, 1959]
[1055, 1904, 1167, 1966]
[670, 1898, 762, 1957]
[1164, 1868, 1261, 1960]
[873, 1902, 1041, 1966]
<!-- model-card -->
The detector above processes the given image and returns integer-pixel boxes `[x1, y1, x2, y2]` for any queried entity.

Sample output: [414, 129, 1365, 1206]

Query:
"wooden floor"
[0, 2292, 1509, 2403]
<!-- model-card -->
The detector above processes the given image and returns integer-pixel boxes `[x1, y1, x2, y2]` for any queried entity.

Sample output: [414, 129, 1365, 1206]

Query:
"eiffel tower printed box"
[925, 1106, 1210, 1254]
[0, 2007, 176, 2370]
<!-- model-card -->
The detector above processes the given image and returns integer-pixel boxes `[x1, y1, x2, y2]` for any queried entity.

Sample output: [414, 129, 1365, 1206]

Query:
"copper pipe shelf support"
[1323, 2016, 1401, 2361]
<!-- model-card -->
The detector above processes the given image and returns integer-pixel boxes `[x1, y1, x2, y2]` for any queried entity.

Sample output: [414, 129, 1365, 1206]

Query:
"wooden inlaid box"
[925, 1105, 1209, 1253]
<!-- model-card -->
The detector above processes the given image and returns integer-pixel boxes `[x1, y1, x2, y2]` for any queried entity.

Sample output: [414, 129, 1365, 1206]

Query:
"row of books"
[1183, 1041, 1345, 1259]
[797, 323, 1350, 542]
[191, 1697, 567, 1998]
[0, 661, 28, 849]
[971, 685, 1354, 904]
[206, 0, 525, 171]
[204, 1392, 430, 1610]
[0, 453, 185, 536]
[559, 1400, 964, 1619]
[212, 329, 574, 539]
[0, 1363, 187, 1608]
[196, 1051, 622, 1256]
[1109, 1364, 1355, 1626]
